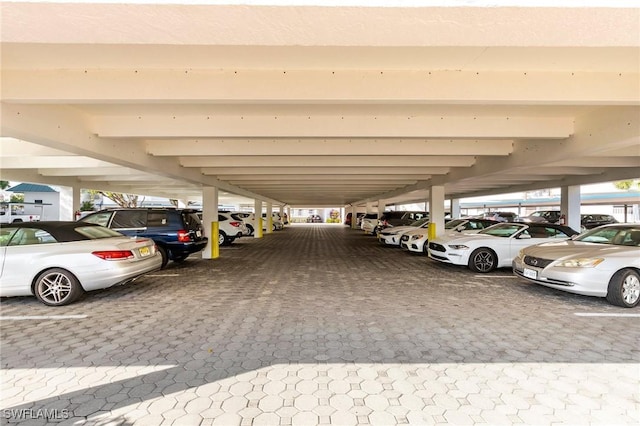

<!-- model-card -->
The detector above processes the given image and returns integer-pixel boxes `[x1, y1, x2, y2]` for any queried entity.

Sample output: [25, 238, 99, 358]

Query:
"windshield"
[575, 226, 640, 246]
[75, 226, 124, 239]
[478, 223, 525, 238]
[445, 219, 466, 229]
[410, 218, 430, 227]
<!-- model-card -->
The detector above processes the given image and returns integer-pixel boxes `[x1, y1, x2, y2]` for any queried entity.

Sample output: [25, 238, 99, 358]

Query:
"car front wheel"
[606, 269, 640, 308]
[34, 268, 84, 306]
[468, 248, 497, 273]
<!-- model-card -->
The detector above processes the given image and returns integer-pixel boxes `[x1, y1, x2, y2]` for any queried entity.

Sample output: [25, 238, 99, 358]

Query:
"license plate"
[139, 246, 151, 257]
[196, 230, 202, 238]
[523, 268, 537, 279]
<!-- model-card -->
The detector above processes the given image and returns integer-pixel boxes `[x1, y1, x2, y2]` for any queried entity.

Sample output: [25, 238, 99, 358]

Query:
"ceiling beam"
[179, 155, 477, 168]
[203, 167, 450, 176]
[95, 115, 572, 139]
[2, 4, 638, 47]
[4, 69, 638, 106]
[150, 139, 514, 156]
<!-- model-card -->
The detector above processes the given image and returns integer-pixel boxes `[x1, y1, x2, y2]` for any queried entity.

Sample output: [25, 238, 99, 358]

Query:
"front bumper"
[512, 256, 608, 297]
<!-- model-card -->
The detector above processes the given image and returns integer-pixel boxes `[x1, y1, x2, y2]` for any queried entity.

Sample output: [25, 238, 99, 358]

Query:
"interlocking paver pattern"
[1, 224, 639, 425]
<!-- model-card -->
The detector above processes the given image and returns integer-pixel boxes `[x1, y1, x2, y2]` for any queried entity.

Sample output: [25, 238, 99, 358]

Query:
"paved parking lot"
[1, 224, 639, 425]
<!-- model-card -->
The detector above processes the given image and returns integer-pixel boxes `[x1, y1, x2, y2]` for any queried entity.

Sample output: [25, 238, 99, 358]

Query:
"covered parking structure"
[1, 1, 639, 259]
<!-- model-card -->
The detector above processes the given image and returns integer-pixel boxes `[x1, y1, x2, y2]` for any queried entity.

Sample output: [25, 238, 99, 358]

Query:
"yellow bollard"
[256, 217, 263, 238]
[427, 222, 436, 241]
[211, 221, 219, 259]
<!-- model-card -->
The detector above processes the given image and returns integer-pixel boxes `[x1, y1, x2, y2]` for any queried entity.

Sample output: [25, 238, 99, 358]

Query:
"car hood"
[522, 240, 640, 259]
[432, 233, 500, 245]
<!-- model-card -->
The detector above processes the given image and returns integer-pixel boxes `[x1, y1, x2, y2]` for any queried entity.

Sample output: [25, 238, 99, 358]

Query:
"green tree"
[0, 181, 9, 190]
[614, 180, 639, 191]
[80, 201, 95, 211]
[10, 193, 24, 203]
[88, 190, 144, 208]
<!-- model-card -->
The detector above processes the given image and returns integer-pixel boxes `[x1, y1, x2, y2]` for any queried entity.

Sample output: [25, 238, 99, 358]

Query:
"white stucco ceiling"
[1, 1, 639, 207]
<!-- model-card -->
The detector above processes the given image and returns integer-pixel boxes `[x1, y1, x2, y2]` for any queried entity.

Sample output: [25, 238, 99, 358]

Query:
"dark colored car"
[483, 211, 518, 222]
[345, 213, 364, 226]
[581, 214, 618, 230]
[306, 215, 322, 223]
[375, 211, 429, 233]
[516, 210, 562, 224]
[80, 208, 207, 268]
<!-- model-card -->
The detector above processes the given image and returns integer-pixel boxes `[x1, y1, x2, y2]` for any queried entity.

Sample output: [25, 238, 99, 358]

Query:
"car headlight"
[448, 244, 469, 250]
[556, 258, 605, 268]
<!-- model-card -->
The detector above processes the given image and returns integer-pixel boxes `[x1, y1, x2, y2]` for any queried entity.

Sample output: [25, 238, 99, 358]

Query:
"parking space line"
[575, 313, 640, 318]
[0, 315, 88, 321]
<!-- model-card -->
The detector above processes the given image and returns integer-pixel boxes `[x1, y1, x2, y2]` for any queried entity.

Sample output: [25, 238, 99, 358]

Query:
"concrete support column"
[429, 186, 446, 238]
[350, 205, 357, 229]
[58, 186, 76, 221]
[254, 199, 263, 238]
[561, 185, 581, 232]
[202, 186, 219, 259]
[366, 201, 374, 214]
[450, 198, 461, 219]
[377, 201, 386, 217]
[266, 202, 273, 234]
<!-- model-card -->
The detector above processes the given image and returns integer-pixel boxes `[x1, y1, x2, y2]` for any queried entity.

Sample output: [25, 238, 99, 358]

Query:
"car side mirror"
[518, 233, 531, 239]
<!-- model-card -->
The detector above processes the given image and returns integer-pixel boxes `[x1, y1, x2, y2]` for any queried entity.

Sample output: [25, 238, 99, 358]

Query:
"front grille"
[523, 255, 553, 268]
[429, 242, 446, 252]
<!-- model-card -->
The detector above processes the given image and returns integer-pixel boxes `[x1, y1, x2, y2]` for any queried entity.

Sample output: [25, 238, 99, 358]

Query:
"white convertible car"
[428, 222, 578, 273]
[513, 224, 640, 308]
[0, 221, 162, 306]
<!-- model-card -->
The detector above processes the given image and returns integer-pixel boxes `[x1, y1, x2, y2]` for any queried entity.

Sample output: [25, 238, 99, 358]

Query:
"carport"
[1, 1, 639, 260]
[1, 2, 640, 424]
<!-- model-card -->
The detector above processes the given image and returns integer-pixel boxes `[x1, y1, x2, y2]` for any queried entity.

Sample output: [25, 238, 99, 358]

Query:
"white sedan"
[0, 221, 162, 306]
[401, 218, 499, 254]
[513, 224, 640, 308]
[378, 218, 429, 246]
[428, 222, 578, 273]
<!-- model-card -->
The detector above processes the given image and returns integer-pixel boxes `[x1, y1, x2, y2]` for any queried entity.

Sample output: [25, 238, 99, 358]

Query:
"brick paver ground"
[1, 224, 639, 425]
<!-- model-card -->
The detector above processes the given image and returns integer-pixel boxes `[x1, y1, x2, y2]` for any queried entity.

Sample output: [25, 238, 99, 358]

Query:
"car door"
[0, 226, 18, 283]
[0, 227, 55, 295]
[507, 226, 558, 264]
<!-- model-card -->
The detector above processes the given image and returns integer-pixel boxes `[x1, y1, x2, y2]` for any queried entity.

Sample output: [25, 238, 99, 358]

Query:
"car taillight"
[92, 250, 134, 260]
[177, 230, 192, 242]
[230, 221, 241, 227]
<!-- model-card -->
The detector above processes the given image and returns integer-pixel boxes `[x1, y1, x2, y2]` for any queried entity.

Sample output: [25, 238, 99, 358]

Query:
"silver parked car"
[0, 221, 162, 306]
[513, 224, 640, 307]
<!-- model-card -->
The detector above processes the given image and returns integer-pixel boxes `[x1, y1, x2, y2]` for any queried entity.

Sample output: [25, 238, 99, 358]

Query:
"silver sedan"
[0, 221, 162, 306]
[513, 224, 640, 307]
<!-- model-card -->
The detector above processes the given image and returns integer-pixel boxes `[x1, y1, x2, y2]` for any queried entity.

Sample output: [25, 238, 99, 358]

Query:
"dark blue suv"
[80, 208, 207, 268]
